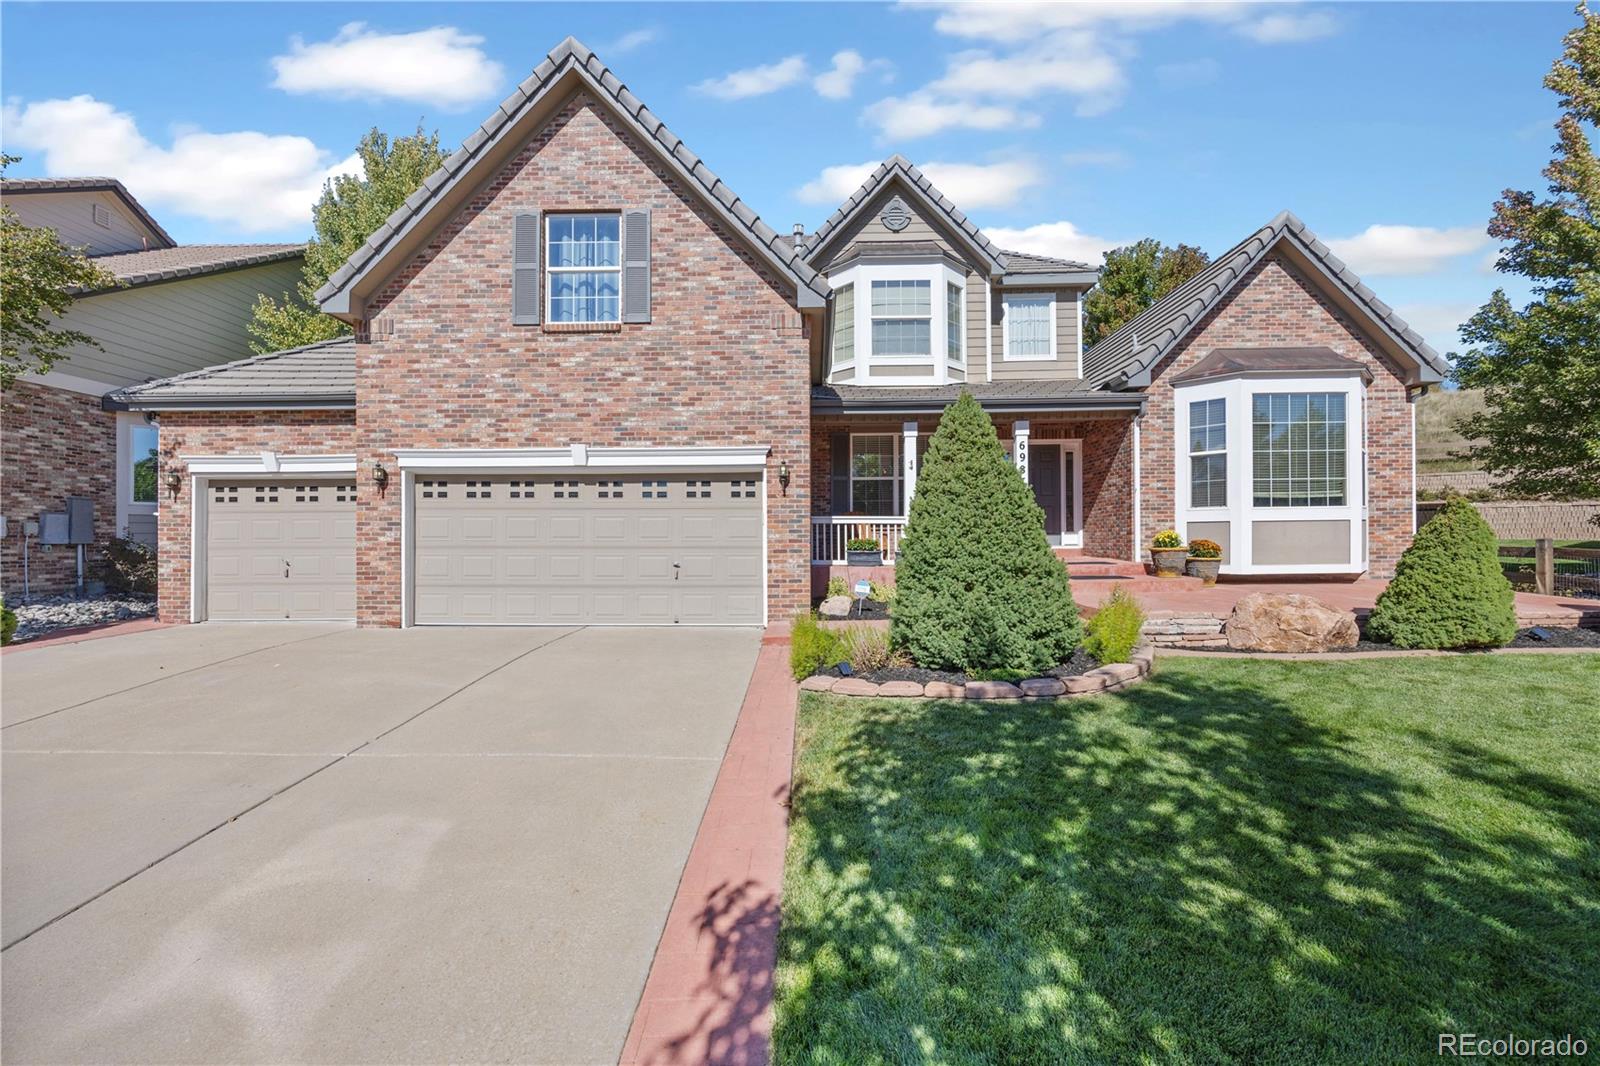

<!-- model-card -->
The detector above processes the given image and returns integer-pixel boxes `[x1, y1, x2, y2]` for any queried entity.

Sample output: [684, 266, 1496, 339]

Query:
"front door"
[1029, 445, 1063, 542]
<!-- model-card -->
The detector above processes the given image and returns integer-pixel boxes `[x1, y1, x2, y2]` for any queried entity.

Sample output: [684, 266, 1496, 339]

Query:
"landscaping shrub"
[1, 597, 16, 647]
[1366, 496, 1517, 649]
[826, 576, 848, 598]
[846, 537, 879, 552]
[839, 625, 909, 673]
[869, 580, 897, 610]
[891, 392, 1082, 673]
[1188, 538, 1222, 559]
[102, 534, 157, 595]
[790, 612, 846, 680]
[1084, 586, 1145, 664]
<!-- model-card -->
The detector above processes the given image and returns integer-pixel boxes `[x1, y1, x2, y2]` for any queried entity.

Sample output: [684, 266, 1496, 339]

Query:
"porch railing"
[811, 516, 907, 564]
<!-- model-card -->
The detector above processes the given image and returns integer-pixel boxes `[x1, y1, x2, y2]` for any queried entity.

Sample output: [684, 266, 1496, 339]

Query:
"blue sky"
[1, 2, 1576, 355]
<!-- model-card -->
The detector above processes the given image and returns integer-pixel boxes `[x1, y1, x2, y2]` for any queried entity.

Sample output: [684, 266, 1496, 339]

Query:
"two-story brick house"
[109, 38, 1448, 629]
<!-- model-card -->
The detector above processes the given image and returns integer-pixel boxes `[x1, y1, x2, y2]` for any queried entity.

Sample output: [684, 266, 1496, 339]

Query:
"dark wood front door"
[1029, 445, 1062, 541]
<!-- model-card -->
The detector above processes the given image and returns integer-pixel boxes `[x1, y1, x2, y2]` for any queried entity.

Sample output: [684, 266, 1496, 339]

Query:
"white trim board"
[390, 445, 770, 473]
[182, 453, 357, 476]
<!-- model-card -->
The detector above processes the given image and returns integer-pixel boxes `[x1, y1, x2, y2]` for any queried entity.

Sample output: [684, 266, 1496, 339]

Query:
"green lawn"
[775, 655, 1600, 1064]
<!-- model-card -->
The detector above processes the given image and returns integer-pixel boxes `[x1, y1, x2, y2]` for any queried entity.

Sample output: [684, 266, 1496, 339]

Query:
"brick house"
[107, 38, 1447, 629]
[1, 176, 303, 600]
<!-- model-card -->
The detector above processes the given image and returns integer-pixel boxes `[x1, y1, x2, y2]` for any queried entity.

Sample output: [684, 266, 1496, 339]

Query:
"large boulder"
[1225, 593, 1359, 653]
[817, 595, 853, 619]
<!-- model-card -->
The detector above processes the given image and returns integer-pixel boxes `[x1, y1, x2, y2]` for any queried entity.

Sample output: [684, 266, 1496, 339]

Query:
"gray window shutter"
[512, 211, 540, 325]
[622, 208, 651, 323]
[830, 432, 851, 514]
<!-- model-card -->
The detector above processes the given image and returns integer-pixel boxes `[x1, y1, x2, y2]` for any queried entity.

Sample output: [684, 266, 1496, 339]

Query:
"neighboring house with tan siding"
[1, 176, 303, 599]
[105, 37, 1446, 630]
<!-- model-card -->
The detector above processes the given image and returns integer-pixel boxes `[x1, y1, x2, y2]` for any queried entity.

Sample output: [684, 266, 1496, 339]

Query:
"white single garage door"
[205, 479, 357, 620]
[413, 473, 763, 625]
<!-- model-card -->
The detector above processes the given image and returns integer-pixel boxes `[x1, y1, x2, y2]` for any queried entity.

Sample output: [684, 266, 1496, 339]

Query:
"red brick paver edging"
[799, 642, 1156, 700]
[621, 636, 797, 1065]
[1, 618, 171, 655]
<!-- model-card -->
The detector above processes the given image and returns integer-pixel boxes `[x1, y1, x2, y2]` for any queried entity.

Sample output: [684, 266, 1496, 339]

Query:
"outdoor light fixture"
[778, 461, 791, 495]
[165, 468, 182, 499]
[372, 460, 389, 492]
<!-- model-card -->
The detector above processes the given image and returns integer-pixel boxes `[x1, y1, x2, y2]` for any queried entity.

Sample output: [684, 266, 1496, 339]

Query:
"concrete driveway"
[1, 623, 761, 1064]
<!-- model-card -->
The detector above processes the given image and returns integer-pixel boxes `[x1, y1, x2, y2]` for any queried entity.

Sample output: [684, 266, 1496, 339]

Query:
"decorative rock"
[817, 595, 853, 619]
[1064, 673, 1107, 694]
[964, 680, 1024, 700]
[877, 680, 924, 698]
[1096, 662, 1141, 683]
[1019, 677, 1066, 697]
[831, 677, 882, 697]
[923, 681, 965, 699]
[1225, 593, 1360, 653]
[11, 593, 157, 643]
[798, 675, 836, 692]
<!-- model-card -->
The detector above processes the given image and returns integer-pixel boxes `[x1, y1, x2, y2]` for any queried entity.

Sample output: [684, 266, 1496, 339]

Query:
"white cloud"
[861, 93, 1037, 139]
[795, 159, 1044, 209]
[1235, 10, 1339, 43]
[271, 23, 504, 108]
[813, 50, 893, 100]
[1326, 224, 1490, 276]
[2, 95, 361, 233]
[1394, 301, 1479, 352]
[693, 55, 808, 100]
[608, 28, 658, 54]
[1156, 57, 1220, 86]
[930, 39, 1124, 101]
[981, 220, 1126, 267]
[1062, 148, 1130, 167]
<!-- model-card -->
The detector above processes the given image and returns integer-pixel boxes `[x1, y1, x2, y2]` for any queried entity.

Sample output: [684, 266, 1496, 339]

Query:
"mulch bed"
[1182, 626, 1600, 655]
[818, 646, 1100, 686]
[819, 597, 891, 620]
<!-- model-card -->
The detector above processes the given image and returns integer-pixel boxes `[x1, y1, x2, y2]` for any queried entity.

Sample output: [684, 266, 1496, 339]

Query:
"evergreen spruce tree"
[1366, 497, 1517, 649]
[891, 393, 1082, 672]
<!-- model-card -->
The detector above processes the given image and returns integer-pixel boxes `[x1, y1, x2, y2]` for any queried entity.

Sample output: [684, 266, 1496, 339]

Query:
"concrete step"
[1061, 556, 1150, 578]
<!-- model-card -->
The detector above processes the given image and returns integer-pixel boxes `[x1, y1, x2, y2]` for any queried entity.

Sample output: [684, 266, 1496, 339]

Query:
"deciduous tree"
[1083, 238, 1210, 346]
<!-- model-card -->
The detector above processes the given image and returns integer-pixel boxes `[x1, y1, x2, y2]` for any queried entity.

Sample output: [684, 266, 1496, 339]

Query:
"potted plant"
[1149, 529, 1188, 577]
[846, 537, 883, 566]
[1186, 538, 1223, 585]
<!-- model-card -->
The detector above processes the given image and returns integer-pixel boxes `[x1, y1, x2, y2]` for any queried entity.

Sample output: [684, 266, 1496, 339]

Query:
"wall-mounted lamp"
[372, 460, 390, 496]
[165, 468, 183, 499]
[778, 461, 791, 496]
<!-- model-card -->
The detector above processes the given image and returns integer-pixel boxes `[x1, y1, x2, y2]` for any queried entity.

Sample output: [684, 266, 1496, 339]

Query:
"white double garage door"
[202, 471, 764, 625]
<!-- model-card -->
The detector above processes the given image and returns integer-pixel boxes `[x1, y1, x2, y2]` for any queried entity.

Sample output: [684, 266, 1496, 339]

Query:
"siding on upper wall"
[5, 190, 158, 255]
[966, 273, 988, 381]
[38, 259, 303, 389]
[990, 287, 1085, 382]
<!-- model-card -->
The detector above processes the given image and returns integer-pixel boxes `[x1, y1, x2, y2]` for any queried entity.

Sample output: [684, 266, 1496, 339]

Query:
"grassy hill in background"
[1415, 388, 1486, 473]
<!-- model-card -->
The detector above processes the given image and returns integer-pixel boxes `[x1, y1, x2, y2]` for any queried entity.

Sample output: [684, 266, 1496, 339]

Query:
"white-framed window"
[870, 279, 932, 358]
[831, 283, 855, 368]
[1002, 293, 1055, 361]
[130, 423, 159, 504]
[946, 281, 963, 364]
[849, 433, 899, 514]
[1188, 398, 1227, 509]
[1251, 392, 1347, 507]
[547, 213, 620, 323]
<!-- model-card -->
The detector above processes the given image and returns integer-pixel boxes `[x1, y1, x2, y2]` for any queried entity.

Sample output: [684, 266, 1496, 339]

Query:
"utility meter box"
[40, 512, 70, 545]
[67, 496, 95, 544]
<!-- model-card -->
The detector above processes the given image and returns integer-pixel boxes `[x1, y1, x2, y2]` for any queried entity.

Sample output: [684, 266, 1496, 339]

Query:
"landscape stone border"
[1156, 644, 1600, 662]
[799, 642, 1156, 700]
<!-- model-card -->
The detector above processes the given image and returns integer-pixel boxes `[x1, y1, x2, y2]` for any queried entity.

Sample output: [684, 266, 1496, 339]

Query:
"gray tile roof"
[812, 380, 1144, 413]
[1083, 210, 1449, 388]
[315, 37, 827, 313]
[1170, 346, 1372, 384]
[103, 337, 355, 410]
[1, 176, 177, 248]
[78, 244, 305, 293]
[1000, 249, 1096, 274]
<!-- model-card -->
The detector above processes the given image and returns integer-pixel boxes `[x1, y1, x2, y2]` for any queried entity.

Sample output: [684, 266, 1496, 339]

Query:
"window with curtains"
[1252, 392, 1347, 506]
[850, 434, 899, 514]
[1188, 398, 1227, 508]
[946, 282, 962, 362]
[547, 214, 620, 322]
[1003, 293, 1054, 360]
[870, 280, 932, 356]
[832, 284, 855, 365]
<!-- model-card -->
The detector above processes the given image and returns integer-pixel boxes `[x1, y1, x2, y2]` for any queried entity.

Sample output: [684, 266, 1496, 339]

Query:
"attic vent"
[880, 196, 911, 233]
[92, 202, 111, 228]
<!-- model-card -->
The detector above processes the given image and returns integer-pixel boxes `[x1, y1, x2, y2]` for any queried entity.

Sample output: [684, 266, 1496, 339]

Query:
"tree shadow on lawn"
[773, 663, 1599, 1064]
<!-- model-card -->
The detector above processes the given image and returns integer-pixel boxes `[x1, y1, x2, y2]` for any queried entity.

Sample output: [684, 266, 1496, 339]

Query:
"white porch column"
[1013, 419, 1031, 482]
[902, 420, 919, 515]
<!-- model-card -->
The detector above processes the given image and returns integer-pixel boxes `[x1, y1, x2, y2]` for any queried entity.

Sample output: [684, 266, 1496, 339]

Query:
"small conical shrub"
[1366, 496, 1516, 649]
[891, 393, 1082, 672]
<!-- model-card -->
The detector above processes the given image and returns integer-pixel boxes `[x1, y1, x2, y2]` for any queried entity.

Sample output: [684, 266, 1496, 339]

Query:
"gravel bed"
[819, 646, 1100, 685]
[10, 593, 156, 643]
[1181, 626, 1600, 655]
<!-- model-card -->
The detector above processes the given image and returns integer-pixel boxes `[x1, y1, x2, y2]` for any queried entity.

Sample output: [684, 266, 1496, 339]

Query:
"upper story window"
[870, 280, 932, 357]
[946, 282, 962, 362]
[832, 284, 855, 367]
[1252, 392, 1347, 507]
[547, 213, 620, 323]
[1003, 293, 1055, 361]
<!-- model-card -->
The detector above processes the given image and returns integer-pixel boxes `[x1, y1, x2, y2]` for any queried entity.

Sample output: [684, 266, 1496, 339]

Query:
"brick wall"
[153, 410, 356, 623]
[811, 410, 1135, 561]
[1, 381, 118, 599]
[355, 91, 811, 625]
[1138, 253, 1415, 576]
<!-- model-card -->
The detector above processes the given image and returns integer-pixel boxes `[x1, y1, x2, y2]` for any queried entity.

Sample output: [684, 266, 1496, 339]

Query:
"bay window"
[946, 282, 962, 363]
[826, 259, 969, 385]
[547, 213, 620, 323]
[832, 284, 855, 369]
[870, 280, 932, 357]
[1251, 392, 1346, 507]
[1188, 398, 1227, 508]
